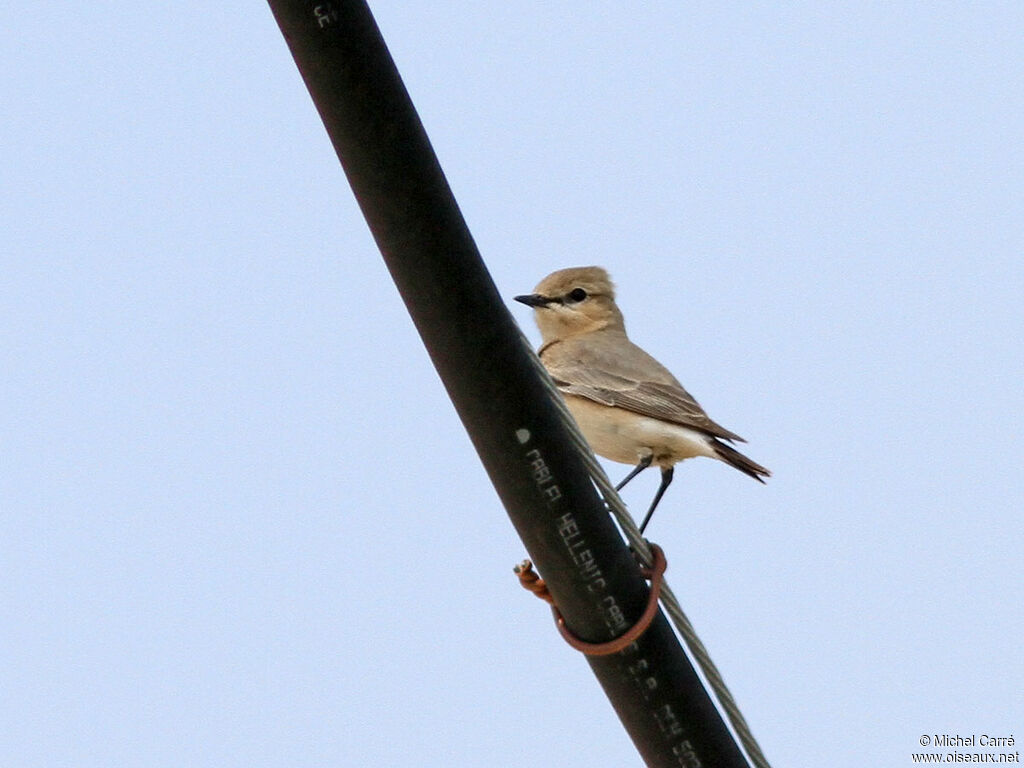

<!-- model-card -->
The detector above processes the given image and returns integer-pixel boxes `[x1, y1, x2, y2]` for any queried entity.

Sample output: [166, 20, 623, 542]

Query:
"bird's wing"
[558, 379, 746, 442]
[544, 340, 746, 442]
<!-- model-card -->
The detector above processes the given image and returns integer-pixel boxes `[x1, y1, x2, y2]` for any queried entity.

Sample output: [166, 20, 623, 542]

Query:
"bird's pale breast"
[563, 394, 716, 467]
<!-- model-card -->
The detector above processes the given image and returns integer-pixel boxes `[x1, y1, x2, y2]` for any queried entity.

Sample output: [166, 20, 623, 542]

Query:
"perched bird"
[515, 266, 769, 533]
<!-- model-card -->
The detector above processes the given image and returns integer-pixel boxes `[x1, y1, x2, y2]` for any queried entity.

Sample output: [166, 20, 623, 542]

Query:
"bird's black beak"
[514, 293, 553, 308]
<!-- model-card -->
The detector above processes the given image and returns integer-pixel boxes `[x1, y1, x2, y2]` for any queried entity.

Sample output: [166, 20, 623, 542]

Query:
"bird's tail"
[712, 441, 770, 483]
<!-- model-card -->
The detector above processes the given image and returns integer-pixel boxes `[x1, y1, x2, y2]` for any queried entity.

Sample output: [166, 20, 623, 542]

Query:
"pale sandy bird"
[515, 266, 769, 533]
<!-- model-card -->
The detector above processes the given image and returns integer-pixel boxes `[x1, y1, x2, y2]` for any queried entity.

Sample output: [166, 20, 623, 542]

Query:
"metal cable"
[518, 333, 772, 768]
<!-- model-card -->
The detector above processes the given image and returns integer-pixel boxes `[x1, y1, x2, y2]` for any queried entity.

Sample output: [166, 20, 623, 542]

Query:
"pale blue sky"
[3, 3, 1022, 766]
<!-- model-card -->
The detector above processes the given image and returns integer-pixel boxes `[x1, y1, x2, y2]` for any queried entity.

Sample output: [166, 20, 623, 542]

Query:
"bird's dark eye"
[568, 288, 588, 302]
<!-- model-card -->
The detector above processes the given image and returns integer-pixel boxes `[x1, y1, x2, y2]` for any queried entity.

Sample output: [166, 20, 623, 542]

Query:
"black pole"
[266, 3, 752, 765]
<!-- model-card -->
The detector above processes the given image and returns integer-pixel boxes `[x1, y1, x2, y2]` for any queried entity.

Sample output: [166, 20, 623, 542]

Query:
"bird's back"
[541, 329, 680, 388]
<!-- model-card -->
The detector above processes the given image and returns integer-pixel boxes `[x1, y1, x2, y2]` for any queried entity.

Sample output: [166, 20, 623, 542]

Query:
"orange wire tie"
[514, 543, 667, 656]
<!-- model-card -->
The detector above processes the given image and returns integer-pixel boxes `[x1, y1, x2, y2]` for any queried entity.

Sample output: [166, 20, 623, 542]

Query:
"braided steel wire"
[519, 333, 772, 768]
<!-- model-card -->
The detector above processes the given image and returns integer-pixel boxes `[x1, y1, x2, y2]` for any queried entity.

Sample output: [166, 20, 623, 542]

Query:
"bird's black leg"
[638, 466, 674, 534]
[615, 454, 653, 492]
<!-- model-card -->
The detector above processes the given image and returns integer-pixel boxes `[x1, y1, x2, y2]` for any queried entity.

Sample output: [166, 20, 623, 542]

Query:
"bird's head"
[515, 266, 624, 343]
